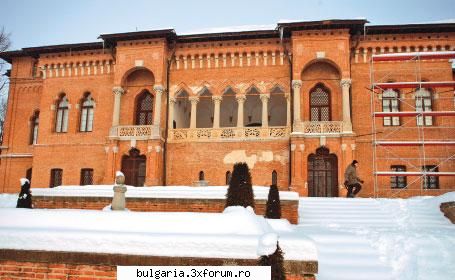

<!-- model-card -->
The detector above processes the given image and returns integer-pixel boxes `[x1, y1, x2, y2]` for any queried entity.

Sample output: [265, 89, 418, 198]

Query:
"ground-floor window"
[390, 165, 406, 188]
[422, 165, 439, 189]
[50, 168, 63, 188]
[80, 168, 94, 185]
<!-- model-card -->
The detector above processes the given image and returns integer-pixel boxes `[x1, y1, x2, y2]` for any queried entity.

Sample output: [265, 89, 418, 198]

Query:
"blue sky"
[1, 0, 454, 50]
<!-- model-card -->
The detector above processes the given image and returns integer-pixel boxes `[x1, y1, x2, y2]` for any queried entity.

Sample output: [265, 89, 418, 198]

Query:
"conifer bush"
[258, 242, 286, 280]
[265, 184, 281, 219]
[225, 162, 255, 209]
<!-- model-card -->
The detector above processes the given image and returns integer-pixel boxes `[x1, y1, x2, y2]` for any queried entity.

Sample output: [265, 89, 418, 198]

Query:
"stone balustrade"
[294, 121, 344, 135]
[168, 126, 290, 142]
[109, 125, 161, 140]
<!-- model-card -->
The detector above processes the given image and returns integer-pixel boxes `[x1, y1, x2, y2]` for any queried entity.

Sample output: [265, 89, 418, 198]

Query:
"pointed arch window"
[135, 91, 154, 125]
[29, 111, 39, 144]
[310, 84, 331, 121]
[55, 95, 69, 132]
[382, 89, 400, 126]
[415, 89, 433, 126]
[80, 93, 95, 132]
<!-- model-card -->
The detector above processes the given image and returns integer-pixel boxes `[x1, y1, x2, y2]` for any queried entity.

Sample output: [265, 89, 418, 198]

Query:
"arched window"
[199, 171, 205, 181]
[382, 89, 400, 126]
[415, 89, 433, 126]
[226, 171, 232, 185]
[55, 95, 69, 132]
[80, 93, 94, 132]
[272, 170, 277, 185]
[310, 84, 331, 121]
[50, 168, 63, 188]
[29, 111, 39, 144]
[135, 91, 154, 125]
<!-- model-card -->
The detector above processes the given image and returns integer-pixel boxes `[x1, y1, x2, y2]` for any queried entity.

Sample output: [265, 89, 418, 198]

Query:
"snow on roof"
[31, 185, 300, 201]
[179, 24, 276, 35]
[0, 206, 317, 261]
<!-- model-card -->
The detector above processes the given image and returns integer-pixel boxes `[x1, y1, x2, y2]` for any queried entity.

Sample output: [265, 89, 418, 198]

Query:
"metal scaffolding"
[369, 51, 455, 197]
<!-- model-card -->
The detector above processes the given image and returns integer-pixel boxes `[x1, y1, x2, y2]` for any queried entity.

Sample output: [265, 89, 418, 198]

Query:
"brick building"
[1, 19, 454, 197]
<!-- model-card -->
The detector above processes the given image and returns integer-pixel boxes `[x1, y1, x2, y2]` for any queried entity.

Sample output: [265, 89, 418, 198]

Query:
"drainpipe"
[279, 26, 294, 190]
[163, 37, 177, 186]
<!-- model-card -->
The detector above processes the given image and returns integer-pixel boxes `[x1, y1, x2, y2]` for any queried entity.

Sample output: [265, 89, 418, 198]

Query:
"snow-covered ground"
[0, 205, 316, 261]
[0, 189, 454, 279]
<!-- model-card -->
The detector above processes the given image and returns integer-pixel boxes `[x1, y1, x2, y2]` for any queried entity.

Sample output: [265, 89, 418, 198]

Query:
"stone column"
[285, 93, 291, 126]
[212, 96, 222, 128]
[168, 97, 176, 129]
[153, 85, 164, 126]
[260, 94, 270, 127]
[189, 96, 199, 129]
[292, 80, 302, 124]
[341, 79, 353, 132]
[236, 94, 246, 127]
[112, 86, 124, 127]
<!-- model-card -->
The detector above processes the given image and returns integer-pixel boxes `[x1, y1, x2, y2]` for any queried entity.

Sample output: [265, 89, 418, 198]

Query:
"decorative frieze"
[168, 127, 290, 142]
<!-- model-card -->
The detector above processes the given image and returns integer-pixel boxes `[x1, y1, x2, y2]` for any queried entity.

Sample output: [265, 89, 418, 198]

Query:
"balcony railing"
[109, 125, 162, 140]
[294, 121, 345, 135]
[168, 126, 290, 142]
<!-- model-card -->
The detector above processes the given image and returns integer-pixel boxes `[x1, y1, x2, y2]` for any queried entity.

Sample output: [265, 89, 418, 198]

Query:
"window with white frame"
[29, 111, 39, 144]
[55, 95, 69, 132]
[382, 89, 400, 126]
[415, 89, 433, 126]
[80, 93, 94, 132]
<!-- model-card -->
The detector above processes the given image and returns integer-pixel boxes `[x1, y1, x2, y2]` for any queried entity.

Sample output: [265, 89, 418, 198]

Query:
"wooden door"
[121, 148, 146, 187]
[308, 147, 338, 197]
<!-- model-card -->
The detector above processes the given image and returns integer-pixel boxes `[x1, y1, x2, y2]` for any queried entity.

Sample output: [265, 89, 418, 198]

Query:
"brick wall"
[33, 195, 299, 224]
[0, 249, 317, 279]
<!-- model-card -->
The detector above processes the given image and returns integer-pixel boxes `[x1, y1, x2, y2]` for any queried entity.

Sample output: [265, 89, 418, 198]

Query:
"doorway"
[121, 148, 146, 187]
[307, 146, 338, 197]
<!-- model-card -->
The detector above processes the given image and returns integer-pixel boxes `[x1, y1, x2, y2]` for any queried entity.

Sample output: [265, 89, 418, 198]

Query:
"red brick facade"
[1, 20, 454, 197]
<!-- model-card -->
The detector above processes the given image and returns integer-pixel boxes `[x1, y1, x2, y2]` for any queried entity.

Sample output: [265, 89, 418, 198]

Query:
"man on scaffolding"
[344, 160, 364, 198]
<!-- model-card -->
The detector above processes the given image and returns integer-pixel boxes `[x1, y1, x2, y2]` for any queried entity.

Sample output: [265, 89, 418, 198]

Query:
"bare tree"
[0, 98, 6, 144]
[0, 26, 11, 145]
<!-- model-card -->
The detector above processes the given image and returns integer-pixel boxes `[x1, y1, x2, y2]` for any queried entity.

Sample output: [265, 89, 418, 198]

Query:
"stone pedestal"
[111, 185, 127, 210]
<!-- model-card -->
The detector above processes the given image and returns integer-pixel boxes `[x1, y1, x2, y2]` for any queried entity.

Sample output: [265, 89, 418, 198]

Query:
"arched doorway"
[121, 148, 146, 187]
[307, 147, 338, 197]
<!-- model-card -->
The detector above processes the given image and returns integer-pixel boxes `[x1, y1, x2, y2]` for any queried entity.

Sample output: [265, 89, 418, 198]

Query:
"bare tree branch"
[0, 26, 11, 144]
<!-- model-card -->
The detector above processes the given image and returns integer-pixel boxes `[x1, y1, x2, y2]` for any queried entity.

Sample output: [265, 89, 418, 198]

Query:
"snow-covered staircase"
[297, 198, 395, 280]
[295, 196, 455, 280]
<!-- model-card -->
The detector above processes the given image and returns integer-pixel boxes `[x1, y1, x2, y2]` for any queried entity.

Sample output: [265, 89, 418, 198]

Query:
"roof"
[277, 19, 368, 36]
[0, 42, 104, 63]
[178, 29, 279, 43]
[2, 20, 455, 63]
[366, 22, 455, 34]
[99, 29, 176, 47]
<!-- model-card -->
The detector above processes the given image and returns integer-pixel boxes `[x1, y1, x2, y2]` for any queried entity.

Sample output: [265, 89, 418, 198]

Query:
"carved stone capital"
[169, 97, 177, 104]
[189, 96, 200, 104]
[112, 86, 124, 96]
[292, 80, 302, 89]
[235, 94, 246, 103]
[153, 85, 165, 94]
[212, 96, 223, 102]
[340, 79, 352, 88]
[260, 94, 270, 101]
